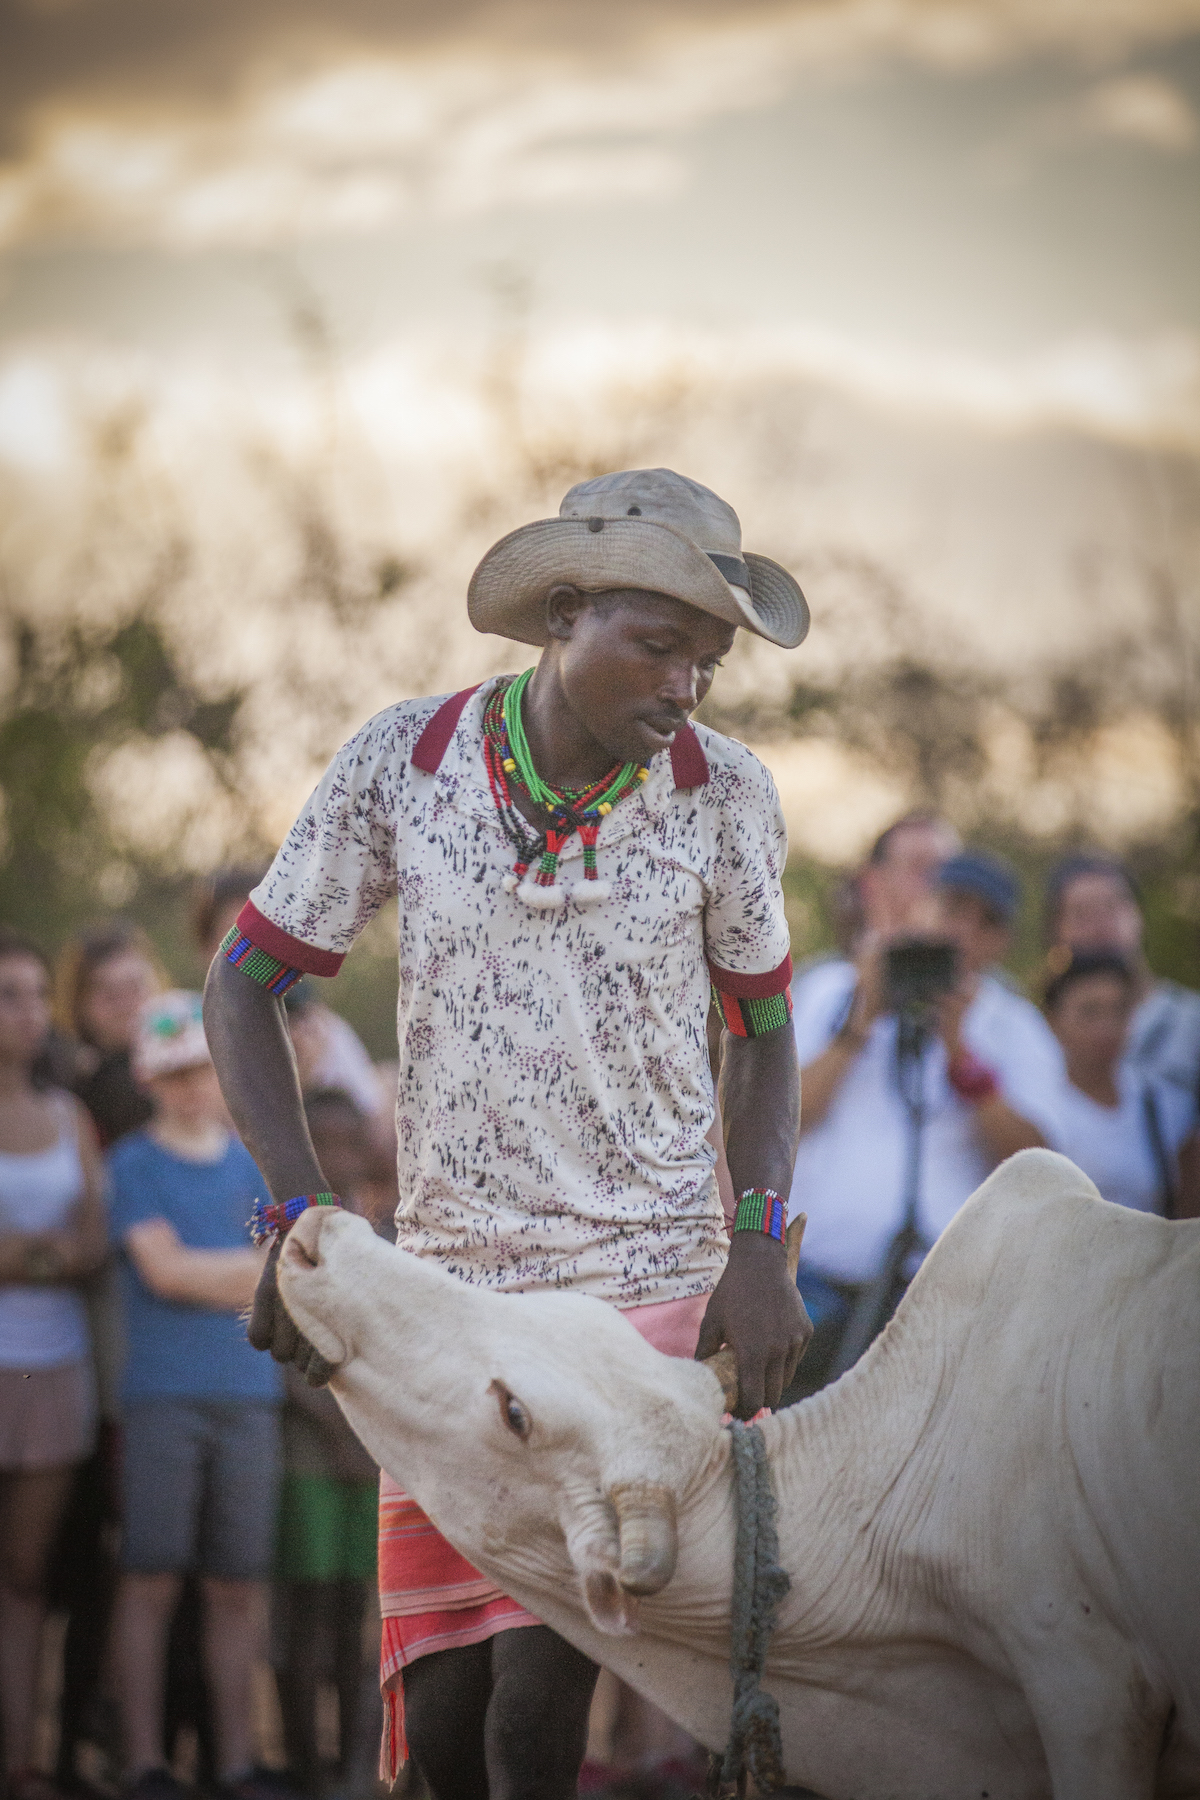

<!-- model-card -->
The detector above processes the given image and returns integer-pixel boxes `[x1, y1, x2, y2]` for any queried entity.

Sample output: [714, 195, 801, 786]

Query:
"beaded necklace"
[482, 671, 647, 910]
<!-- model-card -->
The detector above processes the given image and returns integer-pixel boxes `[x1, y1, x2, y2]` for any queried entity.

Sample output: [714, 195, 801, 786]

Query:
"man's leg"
[202, 1402, 281, 1784]
[401, 1641, 492, 1800]
[111, 1572, 185, 1778]
[202, 1578, 268, 1781]
[115, 1400, 205, 1781]
[486, 1626, 600, 1800]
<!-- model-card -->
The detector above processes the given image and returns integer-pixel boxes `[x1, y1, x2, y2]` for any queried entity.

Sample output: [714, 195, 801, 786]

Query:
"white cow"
[278, 1150, 1200, 1800]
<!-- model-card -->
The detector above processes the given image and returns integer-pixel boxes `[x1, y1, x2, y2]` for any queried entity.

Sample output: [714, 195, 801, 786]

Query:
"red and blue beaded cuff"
[709, 952, 794, 1039]
[250, 1191, 342, 1245]
[221, 928, 305, 996]
[221, 901, 344, 996]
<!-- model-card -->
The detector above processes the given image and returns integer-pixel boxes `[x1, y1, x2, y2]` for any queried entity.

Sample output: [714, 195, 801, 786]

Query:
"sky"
[0, 0, 1197, 859]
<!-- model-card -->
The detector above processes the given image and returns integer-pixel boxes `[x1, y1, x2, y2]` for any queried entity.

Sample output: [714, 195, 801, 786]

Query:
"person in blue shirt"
[106, 992, 282, 1800]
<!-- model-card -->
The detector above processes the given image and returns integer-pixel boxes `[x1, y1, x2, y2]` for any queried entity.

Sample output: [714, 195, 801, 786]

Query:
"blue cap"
[938, 850, 1020, 923]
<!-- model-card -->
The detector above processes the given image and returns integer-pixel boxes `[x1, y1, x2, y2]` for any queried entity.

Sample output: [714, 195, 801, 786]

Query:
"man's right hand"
[248, 1238, 335, 1386]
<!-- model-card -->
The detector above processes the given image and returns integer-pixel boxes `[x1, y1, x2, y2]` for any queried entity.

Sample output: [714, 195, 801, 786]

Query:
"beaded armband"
[946, 1050, 999, 1104]
[712, 984, 793, 1039]
[732, 1189, 787, 1244]
[250, 1191, 342, 1246]
[221, 926, 305, 997]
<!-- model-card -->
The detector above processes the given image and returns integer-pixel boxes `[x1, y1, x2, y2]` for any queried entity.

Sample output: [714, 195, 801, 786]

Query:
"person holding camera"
[786, 846, 1064, 1395]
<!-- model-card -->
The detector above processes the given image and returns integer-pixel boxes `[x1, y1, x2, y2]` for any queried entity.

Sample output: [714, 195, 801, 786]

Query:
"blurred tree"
[0, 589, 247, 943]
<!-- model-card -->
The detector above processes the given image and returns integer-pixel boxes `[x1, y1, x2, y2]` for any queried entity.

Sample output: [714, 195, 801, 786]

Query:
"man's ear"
[544, 583, 587, 642]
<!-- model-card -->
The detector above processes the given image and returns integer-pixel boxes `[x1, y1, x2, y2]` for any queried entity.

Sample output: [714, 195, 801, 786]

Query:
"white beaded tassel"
[515, 876, 569, 910]
[569, 881, 611, 907]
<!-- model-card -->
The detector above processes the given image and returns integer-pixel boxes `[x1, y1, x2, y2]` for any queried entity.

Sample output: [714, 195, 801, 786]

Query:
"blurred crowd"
[1, 831, 1197, 1800]
[0, 871, 398, 1800]
[783, 815, 1200, 1399]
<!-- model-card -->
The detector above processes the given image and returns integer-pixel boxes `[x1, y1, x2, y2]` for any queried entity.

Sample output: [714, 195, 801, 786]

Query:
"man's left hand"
[695, 1232, 812, 1419]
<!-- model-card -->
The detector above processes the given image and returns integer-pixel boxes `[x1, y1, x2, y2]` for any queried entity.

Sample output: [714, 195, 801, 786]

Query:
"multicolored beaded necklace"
[482, 670, 647, 911]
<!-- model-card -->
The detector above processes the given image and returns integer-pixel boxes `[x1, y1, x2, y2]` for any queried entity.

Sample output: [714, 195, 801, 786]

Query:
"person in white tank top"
[0, 931, 107, 1800]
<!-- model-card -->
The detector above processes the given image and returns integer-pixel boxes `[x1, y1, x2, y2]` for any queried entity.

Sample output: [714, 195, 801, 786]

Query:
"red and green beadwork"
[482, 672, 647, 911]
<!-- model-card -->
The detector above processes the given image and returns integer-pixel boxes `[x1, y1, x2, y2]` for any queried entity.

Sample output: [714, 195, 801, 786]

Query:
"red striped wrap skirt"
[378, 1289, 711, 1776]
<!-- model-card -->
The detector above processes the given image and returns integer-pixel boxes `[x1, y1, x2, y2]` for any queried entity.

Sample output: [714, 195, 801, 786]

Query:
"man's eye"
[641, 641, 671, 655]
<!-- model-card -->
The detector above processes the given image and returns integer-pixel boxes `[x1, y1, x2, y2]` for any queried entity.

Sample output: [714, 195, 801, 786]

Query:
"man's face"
[1055, 873, 1143, 959]
[936, 889, 1010, 978]
[547, 588, 736, 767]
[861, 820, 961, 936]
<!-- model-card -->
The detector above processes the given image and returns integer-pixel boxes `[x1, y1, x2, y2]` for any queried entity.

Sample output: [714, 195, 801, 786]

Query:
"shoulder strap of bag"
[1141, 1083, 1178, 1220]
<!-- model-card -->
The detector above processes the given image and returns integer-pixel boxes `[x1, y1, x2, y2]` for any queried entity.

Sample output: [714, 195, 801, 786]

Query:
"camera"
[884, 938, 959, 1013]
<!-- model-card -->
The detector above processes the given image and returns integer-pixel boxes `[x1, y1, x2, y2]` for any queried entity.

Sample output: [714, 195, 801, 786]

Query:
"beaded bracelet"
[946, 1050, 999, 1104]
[221, 926, 305, 998]
[250, 1191, 342, 1246]
[732, 1188, 786, 1244]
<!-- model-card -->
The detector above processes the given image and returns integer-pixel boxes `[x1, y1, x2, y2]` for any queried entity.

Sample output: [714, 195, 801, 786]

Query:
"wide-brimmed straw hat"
[467, 468, 809, 650]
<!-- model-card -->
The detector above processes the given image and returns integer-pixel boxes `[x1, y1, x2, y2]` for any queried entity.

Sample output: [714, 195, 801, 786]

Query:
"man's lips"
[639, 715, 687, 746]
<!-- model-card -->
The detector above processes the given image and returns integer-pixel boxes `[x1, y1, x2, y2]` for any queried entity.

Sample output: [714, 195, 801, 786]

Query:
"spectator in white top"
[1044, 853, 1200, 1104]
[1043, 951, 1197, 1217]
[786, 842, 1063, 1395]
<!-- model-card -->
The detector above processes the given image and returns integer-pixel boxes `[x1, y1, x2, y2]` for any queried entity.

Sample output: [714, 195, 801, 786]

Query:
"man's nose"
[661, 661, 701, 710]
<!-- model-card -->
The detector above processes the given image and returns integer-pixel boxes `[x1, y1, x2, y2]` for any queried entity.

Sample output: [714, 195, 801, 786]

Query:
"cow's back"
[925, 1154, 1200, 1761]
[1063, 1200, 1200, 1721]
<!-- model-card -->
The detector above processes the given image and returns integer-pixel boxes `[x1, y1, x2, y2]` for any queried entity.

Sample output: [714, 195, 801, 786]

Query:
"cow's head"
[278, 1206, 727, 1635]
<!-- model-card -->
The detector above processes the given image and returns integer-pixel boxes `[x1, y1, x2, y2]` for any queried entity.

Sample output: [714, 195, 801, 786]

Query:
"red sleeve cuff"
[706, 951, 793, 999]
[234, 901, 345, 978]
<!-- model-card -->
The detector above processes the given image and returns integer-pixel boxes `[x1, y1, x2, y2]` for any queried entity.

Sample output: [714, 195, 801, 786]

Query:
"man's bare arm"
[695, 1024, 810, 1419]
[970, 1096, 1045, 1162]
[203, 955, 329, 1375]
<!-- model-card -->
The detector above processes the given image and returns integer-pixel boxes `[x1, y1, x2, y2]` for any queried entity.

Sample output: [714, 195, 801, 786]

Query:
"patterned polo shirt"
[235, 678, 792, 1307]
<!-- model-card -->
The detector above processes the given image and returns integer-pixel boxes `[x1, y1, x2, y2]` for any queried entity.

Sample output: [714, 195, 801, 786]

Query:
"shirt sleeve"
[106, 1140, 160, 1242]
[230, 711, 402, 980]
[703, 744, 794, 1037]
[790, 962, 858, 1063]
[973, 991, 1067, 1146]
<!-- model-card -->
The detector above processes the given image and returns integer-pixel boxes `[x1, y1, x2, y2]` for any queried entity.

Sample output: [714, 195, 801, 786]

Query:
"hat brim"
[467, 515, 809, 650]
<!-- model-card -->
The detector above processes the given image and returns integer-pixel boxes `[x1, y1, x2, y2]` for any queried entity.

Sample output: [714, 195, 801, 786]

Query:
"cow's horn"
[609, 1482, 677, 1595]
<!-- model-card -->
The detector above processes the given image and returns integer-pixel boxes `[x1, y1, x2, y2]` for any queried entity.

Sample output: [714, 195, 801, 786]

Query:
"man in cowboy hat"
[205, 468, 811, 1799]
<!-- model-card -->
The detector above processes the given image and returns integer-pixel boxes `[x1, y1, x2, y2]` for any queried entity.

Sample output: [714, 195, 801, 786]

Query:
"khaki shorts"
[0, 1361, 96, 1471]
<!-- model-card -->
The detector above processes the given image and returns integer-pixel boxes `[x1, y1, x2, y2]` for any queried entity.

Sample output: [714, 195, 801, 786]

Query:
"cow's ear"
[583, 1570, 641, 1637]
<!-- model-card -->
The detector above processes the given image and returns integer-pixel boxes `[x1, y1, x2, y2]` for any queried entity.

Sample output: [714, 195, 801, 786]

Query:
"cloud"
[1064, 74, 1198, 150]
[2, 0, 1200, 251]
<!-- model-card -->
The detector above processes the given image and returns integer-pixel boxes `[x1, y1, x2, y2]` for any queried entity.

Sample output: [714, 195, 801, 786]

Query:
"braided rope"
[720, 1420, 791, 1791]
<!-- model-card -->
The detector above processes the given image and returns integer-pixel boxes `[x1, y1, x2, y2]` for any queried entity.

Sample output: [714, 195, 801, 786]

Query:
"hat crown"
[559, 468, 742, 559]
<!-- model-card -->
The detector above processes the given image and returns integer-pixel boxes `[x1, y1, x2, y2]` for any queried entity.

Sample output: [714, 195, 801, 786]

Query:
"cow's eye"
[490, 1379, 532, 1440]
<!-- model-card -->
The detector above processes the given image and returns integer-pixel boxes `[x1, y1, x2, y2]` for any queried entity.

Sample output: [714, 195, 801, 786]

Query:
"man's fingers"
[694, 1303, 725, 1364]
[270, 1307, 299, 1364]
[247, 1241, 282, 1351]
[303, 1349, 335, 1387]
[761, 1351, 787, 1414]
[734, 1353, 766, 1422]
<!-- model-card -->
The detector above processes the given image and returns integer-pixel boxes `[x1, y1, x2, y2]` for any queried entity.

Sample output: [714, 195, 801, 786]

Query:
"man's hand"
[248, 1237, 335, 1386]
[696, 1233, 812, 1419]
[934, 978, 974, 1059]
